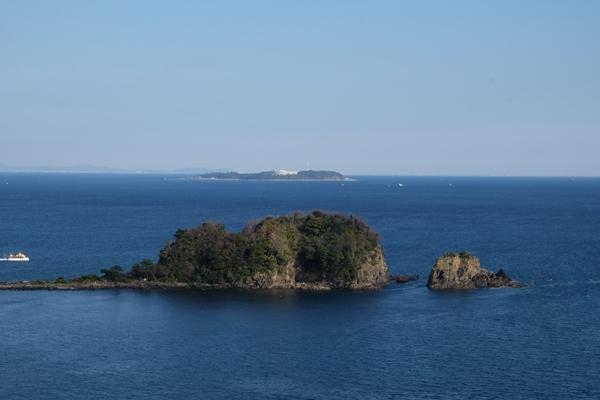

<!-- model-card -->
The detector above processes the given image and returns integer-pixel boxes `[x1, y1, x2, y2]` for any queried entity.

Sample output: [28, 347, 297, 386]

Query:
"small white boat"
[0, 252, 30, 262]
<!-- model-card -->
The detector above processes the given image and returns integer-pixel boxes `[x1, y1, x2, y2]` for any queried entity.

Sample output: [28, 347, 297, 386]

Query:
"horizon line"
[0, 170, 598, 179]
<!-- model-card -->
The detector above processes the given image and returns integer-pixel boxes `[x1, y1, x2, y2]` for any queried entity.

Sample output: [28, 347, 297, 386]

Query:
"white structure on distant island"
[273, 169, 299, 176]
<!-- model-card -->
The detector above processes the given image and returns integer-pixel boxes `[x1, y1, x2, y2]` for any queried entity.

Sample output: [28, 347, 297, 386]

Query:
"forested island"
[0, 212, 389, 290]
[195, 170, 348, 181]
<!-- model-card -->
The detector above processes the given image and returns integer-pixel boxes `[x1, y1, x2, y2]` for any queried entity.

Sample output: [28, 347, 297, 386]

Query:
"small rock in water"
[394, 274, 419, 283]
[427, 252, 524, 290]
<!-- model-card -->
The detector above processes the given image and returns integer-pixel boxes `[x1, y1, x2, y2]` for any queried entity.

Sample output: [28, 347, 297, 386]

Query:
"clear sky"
[1, 1, 599, 175]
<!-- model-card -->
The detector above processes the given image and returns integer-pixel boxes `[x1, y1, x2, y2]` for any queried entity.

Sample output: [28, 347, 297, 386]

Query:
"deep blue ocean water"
[1, 173, 599, 399]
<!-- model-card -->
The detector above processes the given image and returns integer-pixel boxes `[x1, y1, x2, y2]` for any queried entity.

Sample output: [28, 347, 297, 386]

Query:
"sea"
[1, 173, 599, 399]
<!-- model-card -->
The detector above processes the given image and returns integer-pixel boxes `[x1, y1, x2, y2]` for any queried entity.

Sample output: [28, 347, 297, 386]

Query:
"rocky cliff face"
[346, 246, 389, 289]
[427, 253, 523, 290]
[235, 245, 389, 290]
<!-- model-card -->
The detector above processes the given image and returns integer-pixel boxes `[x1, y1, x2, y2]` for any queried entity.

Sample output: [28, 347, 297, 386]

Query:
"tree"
[100, 265, 126, 282]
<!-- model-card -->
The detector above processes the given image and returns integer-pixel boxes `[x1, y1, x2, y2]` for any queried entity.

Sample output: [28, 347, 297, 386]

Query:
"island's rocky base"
[0, 280, 363, 291]
[0, 280, 193, 291]
[427, 252, 524, 290]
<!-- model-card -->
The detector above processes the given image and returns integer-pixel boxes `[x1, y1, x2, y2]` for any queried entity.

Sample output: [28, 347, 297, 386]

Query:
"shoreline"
[0, 279, 394, 292]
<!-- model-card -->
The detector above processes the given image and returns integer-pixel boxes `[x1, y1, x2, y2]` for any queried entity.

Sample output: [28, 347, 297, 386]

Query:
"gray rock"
[427, 252, 524, 290]
[394, 274, 419, 283]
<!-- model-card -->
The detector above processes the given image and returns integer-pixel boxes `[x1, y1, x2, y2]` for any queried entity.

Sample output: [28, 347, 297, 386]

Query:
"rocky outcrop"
[341, 246, 389, 289]
[427, 252, 524, 290]
[393, 274, 419, 283]
[0, 280, 194, 291]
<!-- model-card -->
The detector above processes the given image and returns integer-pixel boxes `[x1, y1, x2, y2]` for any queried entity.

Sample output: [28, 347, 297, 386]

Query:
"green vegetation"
[100, 265, 126, 281]
[157, 211, 379, 284]
[72, 274, 100, 283]
[70, 211, 381, 286]
[297, 212, 379, 281]
[443, 251, 473, 260]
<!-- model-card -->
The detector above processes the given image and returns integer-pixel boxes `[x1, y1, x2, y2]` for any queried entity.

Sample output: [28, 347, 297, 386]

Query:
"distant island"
[0, 211, 389, 290]
[0, 163, 227, 174]
[194, 170, 349, 181]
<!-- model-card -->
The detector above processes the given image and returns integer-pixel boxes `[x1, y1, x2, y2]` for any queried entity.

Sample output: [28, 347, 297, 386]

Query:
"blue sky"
[1, 1, 599, 175]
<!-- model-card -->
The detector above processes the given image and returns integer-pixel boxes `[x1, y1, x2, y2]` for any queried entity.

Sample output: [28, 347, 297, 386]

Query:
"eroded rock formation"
[427, 252, 524, 290]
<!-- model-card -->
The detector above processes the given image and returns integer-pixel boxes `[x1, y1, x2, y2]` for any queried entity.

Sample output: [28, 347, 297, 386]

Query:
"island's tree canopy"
[156, 211, 380, 284]
[71, 211, 382, 286]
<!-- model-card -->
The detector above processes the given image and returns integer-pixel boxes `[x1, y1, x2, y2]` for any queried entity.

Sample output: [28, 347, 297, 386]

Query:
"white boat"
[0, 252, 30, 262]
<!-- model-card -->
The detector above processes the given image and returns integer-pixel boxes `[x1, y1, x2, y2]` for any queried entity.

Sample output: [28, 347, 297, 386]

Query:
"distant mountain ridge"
[0, 164, 227, 174]
[196, 170, 348, 181]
